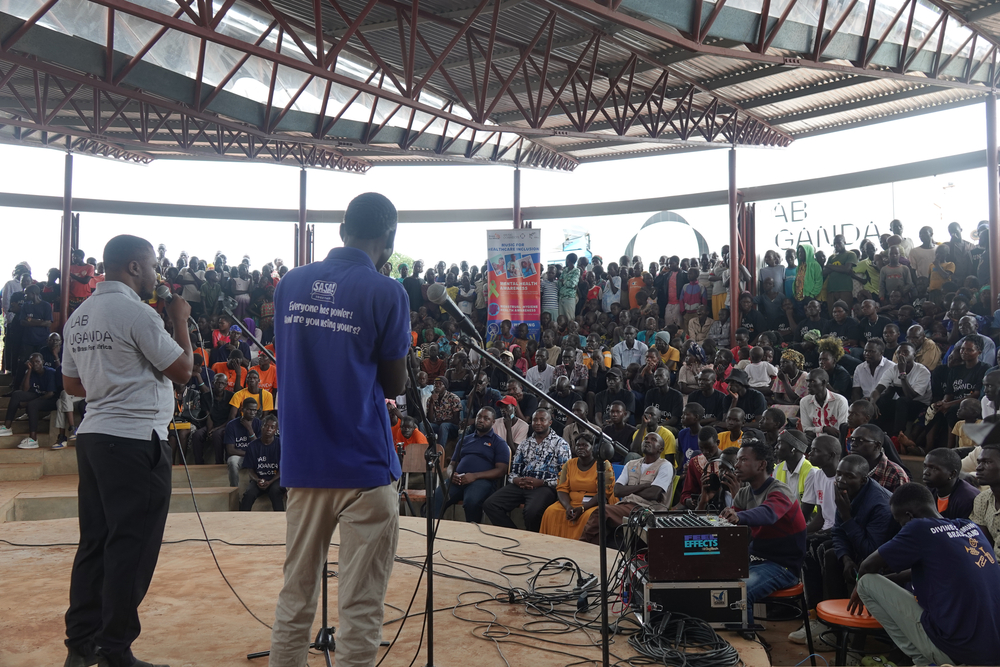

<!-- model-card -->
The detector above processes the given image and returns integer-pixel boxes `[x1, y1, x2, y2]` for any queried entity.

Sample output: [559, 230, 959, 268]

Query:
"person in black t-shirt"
[602, 401, 636, 463]
[793, 300, 830, 345]
[827, 300, 862, 351]
[859, 299, 891, 348]
[190, 372, 235, 464]
[739, 292, 769, 343]
[934, 337, 989, 428]
[687, 368, 730, 426]
[643, 367, 684, 429]
[239, 414, 284, 511]
[754, 278, 787, 332]
[724, 368, 767, 425]
[594, 367, 635, 426]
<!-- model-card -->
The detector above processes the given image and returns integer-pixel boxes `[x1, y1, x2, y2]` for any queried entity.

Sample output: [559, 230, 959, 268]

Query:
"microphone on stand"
[426, 283, 483, 344]
[155, 285, 201, 340]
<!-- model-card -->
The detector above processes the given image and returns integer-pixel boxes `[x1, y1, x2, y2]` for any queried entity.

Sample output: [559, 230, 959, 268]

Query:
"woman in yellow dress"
[539, 433, 616, 540]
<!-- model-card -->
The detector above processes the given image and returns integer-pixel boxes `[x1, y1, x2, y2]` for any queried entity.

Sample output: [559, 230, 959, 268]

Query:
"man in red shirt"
[67, 249, 95, 313]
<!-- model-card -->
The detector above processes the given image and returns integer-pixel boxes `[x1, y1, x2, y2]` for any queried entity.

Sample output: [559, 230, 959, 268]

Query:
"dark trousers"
[482, 483, 557, 532]
[876, 392, 925, 437]
[802, 533, 850, 609]
[189, 426, 225, 464]
[65, 433, 171, 666]
[5, 389, 56, 433]
[431, 478, 496, 524]
[239, 481, 285, 511]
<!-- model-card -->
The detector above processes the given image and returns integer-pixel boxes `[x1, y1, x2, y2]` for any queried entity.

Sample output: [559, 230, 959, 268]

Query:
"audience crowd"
[3, 220, 1000, 664]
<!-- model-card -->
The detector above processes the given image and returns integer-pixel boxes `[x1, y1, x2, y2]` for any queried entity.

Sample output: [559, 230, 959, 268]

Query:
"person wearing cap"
[773, 430, 814, 502]
[725, 368, 767, 425]
[426, 376, 462, 450]
[594, 366, 635, 427]
[493, 395, 529, 453]
[799, 369, 849, 440]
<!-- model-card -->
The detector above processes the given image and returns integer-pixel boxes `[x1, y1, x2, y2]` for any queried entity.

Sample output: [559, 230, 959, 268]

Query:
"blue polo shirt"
[453, 430, 511, 475]
[274, 246, 410, 488]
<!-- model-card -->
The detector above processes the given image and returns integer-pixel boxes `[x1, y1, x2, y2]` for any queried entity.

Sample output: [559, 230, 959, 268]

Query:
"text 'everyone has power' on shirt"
[274, 247, 410, 489]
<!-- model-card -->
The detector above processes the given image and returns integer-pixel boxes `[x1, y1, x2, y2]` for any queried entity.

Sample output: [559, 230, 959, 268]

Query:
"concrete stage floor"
[0, 513, 775, 667]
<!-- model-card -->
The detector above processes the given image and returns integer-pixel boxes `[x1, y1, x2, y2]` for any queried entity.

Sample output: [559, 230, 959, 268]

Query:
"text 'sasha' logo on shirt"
[310, 281, 338, 303]
[683, 534, 720, 556]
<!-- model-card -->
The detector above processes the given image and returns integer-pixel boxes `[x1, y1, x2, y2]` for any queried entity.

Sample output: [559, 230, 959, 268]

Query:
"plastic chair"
[758, 582, 815, 666]
[816, 598, 886, 666]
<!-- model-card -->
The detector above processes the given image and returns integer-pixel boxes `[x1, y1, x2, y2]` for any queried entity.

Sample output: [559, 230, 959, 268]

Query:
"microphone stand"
[403, 347, 451, 667]
[458, 334, 623, 667]
[220, 300, 276, 365]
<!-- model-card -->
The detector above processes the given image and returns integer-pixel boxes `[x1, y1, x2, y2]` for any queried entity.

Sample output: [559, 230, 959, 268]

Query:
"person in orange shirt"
[211, 350, 246, 392]
[255, 354, 278, 399]
[67, 249, 95, 313]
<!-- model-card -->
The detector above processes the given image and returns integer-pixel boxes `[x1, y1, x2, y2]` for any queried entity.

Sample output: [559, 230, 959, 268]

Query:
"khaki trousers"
[269, 484, 399, 667]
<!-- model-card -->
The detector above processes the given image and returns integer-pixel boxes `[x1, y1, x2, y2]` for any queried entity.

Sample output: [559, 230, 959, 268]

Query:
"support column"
[728, 148, 739, 344]
[988, 95, 1000, 308]
[513, 167, 522, 229]
[59, 151, 73, 322]
[297, 168, 308, 267]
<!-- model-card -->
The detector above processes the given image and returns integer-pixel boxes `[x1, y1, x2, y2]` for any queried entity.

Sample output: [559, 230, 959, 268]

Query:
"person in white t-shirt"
[745, 347, 778, 389]
[525, 353, 555, 392]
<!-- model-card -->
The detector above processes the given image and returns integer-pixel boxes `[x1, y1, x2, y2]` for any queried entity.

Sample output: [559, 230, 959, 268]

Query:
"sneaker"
[0, 426, 12, 437]
[15, 413, 28, 421]
[52, 439, 68, 450]
[68, 431, 77, 441]
[788, 619, 827, 644]
[17, 437, 39, 449]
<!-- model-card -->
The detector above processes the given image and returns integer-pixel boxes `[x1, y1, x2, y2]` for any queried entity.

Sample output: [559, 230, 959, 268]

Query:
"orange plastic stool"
[817, 599, 885, 665]
[760, 582, 815, 666]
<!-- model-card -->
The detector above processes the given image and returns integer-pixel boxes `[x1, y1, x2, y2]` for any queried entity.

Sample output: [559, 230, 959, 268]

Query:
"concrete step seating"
[9, 487, 240, 522]
[0, 446, 78, 475]
[0, 462, 43, 481]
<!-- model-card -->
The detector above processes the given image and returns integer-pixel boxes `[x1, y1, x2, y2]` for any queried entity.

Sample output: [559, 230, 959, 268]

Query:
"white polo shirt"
[877, 362, 932, 405]
[853, 356, 894, 397]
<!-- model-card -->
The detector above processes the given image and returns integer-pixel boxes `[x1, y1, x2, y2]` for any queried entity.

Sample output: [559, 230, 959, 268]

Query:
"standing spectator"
[945, 221, 975, 281]
[16, 284, 52, 379]
[199, 269, 222, 320]
[792, 244, 823, 312]
[239, 414, 283, 511]
[823, 235, 858, 312]
[907, 226, 937, 279]
[483, 409, 571, 532]
[759, 250, 785, 295]
[879, 246, 913, 301]
[67, 249, 95, 314]
[540, 264, 560, 321]
[177, 256, 204, 318]
[558, 253, 580, 319]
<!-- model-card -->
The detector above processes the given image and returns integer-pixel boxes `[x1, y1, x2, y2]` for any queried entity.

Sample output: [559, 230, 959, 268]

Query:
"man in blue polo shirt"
[849, 482, 1000, 666]
[269, 193, 408, 667]
[431, 407, 511, 523]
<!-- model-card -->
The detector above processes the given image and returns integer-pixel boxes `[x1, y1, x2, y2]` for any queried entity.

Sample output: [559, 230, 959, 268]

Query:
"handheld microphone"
[154, 284, 175, 303]
[426, 283, 482, 344]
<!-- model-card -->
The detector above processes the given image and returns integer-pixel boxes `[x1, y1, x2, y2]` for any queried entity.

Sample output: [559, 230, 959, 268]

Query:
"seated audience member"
[768, 349, 809, 420]
[504, 379, 538, 424]
[464, 373, 501, 429]
[540, 433, 615, 539]
[850, 483, 1000, 667]
[725, 368, 767, 425]
[848, 423, 910, 492]
[223, 398, 261, 487]
[580, 431, 673, 544]
[561, 400, 596, 454]
[896, 323, 941, 371]
[420, 343, 447, 378]
[525, 351, 554, 392]
[981, 369, 1000, 418]
[239, 414, 283, 512]
[483, 409, 571, 532]
[602, 401, 636, 462]
[943, 314, 996, 367]
[594, 367, 635, 427]
[426, 376, 462, 449]
[851, 338, 893, 402]
[745, 346, 777, 389]
[718, 408, 745, 450]
[680, 426, 723, 509]
[432, 407, 511, 524]
[546, 376, 582, 435]
[228, 369, 274, 419]
[933, 335, 989, 428]
[493, 395, 529, 453]
[254, 353, 277, 397]
[190, 373, 234, 464]
[211, 349, 246, 392]
[802, 435, 840, 534]
[818, 347, 854, 396]
[971, 444, 1000, 545]
[773, 429, 814, 502]
[628, 406, 677, 466]
[839, 400, 905, 466]
[389, 403, 427, 447]
[868, 341, 931, 439]
[0, 353, 58, 449]
[675, 403, 704, 471]
[799, 369, 849, 440]
[720, 437, 808, 609]
[686, 368, 730, 426]
[612, 326, 648, 368]
[923, 448, 979, 520]
[949, 397, 982, 449]
[643, 367, 684, 429]
[759, 407, 786, 448]
[553, 348, 589, 395]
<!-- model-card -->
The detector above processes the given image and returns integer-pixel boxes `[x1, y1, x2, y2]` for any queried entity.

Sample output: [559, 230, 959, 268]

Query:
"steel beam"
[728, 146, 738, 344]
[60, 149, 72, 321]
[988, 94, 1000, 308]
[513, 166, 522, 229]
[298, 167, 308, 267]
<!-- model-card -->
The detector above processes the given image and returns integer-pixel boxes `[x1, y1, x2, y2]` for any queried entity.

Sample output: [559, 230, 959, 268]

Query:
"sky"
[0, 99, 995, 279]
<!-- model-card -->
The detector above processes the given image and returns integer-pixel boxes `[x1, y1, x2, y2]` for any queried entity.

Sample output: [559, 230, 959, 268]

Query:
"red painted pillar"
[59, 151, 73, 323]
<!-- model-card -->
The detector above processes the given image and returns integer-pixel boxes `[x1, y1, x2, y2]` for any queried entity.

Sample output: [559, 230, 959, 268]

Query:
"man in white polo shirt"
[61, 235, 193, 667]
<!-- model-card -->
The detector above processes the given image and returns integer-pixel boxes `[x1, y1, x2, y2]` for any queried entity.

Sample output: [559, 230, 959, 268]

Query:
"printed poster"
[486, 229, 541, 343]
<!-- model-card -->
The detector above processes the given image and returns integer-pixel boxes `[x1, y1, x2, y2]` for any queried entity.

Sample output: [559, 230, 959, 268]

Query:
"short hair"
[740, 440, 775, 474]
[855, 422, 885, 443]
[851, 399, 875, 420]
[103, 235, 154, 272]
[763, 407, 786, 430]
[832, 300, 849, 311]
[683, 402, 706, 418]
[246, 369, 260, 379]
[213, 373, 228, 383]
[735, 327, 749, 337]
[241, 397, 259, 408]
[964, 334, 985, 352]
[841, 453, 870, 475]
[699, 426, 718, 442]
[342, 193, 397, 239]
[262, 414, 278, 425]
[926, 448, 962, 474]
[610, 400, 627, 411]
[890, 482, 935, 510]
[808, 369, 829, 384]
[865, 337, 885, 352]
[192, 353, 204, 366]
[478, 406, 497, 419]
[575, 432, 595, 446]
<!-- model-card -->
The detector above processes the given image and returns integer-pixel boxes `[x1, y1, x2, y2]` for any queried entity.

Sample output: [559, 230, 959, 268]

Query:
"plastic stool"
[816, 598, 885, 666]
[759, 582, 815, 666]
